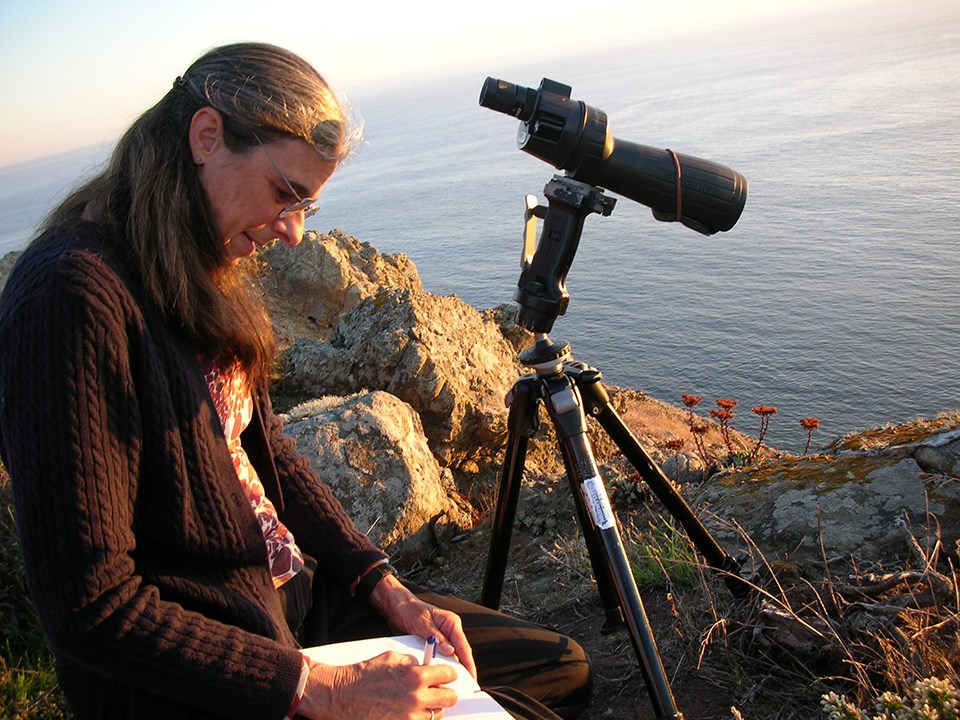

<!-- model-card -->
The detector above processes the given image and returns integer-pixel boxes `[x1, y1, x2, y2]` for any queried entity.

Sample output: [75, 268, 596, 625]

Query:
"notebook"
[302, 634, 511, 719]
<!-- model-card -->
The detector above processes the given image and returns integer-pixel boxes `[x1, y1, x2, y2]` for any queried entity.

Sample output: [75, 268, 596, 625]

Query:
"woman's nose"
[271, 214, 305, 247]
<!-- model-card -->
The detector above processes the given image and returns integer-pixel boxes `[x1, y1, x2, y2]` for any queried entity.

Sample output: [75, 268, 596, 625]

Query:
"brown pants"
[278, 555, 593, 720]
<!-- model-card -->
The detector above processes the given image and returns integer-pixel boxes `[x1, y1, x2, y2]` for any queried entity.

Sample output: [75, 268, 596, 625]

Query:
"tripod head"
[480, 77, 749, 333]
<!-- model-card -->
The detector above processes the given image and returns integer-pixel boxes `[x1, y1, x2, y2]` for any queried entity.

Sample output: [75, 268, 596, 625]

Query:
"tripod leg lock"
[505, 376, 541, 438]
[551, 385, 581, 415]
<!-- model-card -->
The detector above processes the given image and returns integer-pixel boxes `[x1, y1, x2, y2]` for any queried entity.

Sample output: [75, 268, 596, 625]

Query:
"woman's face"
[195, 119, 338, 264]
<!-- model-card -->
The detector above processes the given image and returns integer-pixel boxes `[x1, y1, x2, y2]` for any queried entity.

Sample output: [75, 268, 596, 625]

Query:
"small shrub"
[608, 471, 650, 509]
[822, 676, 960, 719]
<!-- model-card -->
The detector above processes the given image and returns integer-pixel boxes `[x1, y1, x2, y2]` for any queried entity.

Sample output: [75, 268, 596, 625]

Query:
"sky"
[0, 0, 875, 168]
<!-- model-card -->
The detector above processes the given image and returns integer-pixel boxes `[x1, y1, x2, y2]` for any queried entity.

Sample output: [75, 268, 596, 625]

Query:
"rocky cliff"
[244, 230, 960, 572]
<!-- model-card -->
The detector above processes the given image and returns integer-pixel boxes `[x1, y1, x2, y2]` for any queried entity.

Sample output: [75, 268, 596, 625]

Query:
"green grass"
[623, 512, 701, 590]
[0, 644, 68, 720]
[0, 463, 70, 719]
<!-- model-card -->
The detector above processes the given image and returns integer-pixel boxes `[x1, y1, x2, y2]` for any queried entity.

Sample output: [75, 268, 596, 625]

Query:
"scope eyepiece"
[480, 77, 748, 236]
[479, 78, 539, 120]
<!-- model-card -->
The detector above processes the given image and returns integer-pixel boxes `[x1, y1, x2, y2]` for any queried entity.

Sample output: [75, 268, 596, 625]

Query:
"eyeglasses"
[253, 132, 320, 219]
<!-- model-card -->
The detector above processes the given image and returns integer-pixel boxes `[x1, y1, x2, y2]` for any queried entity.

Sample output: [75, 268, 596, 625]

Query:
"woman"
[0, 43, 591, 720]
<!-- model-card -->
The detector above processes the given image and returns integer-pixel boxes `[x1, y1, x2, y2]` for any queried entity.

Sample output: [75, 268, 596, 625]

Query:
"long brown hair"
[38, 42, 358, 387]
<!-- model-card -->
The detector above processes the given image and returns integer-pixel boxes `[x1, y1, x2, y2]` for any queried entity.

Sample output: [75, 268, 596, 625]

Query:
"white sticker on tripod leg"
[582, 476, 615, 530]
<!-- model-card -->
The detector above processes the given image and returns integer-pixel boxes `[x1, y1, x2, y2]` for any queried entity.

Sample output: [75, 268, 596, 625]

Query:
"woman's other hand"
[370, 575, 478, 679]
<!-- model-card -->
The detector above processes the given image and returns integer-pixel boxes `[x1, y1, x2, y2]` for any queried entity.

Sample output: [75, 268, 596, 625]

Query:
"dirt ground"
[533, 592, 741, 720]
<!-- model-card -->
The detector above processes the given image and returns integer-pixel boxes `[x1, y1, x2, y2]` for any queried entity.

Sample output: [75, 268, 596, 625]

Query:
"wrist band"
[354, 562, 396, 603]
[285, 658, 309, 720]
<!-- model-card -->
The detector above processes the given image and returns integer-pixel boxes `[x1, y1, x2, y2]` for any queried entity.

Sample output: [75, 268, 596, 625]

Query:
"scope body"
[480, 77, 747, 235]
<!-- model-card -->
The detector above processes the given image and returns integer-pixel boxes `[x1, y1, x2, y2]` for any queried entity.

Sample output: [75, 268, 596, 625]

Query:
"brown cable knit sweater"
[0, 227, 388, 719]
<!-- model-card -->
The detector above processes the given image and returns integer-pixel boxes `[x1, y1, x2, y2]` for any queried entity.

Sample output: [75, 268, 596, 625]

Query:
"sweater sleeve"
[254, 392, 389, 590]
[0, 244, 304, 719]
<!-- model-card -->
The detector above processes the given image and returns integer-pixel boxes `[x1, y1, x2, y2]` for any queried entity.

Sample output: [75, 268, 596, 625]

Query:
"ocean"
[1, 0, 958, 453]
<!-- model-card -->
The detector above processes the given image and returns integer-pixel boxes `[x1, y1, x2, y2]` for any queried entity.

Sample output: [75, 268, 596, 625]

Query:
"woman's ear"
[189, 107, 225, 164]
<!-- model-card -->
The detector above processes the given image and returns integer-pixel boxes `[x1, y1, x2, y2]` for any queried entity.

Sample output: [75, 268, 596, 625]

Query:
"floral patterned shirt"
[202, 359, 304, 588]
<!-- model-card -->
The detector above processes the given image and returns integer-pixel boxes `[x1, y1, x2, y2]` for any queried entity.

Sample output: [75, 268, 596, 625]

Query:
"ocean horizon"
[2, 0, 958, 454]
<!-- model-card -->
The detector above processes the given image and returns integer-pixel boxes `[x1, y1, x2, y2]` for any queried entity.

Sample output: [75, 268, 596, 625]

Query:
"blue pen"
[422, 635, 438, 665]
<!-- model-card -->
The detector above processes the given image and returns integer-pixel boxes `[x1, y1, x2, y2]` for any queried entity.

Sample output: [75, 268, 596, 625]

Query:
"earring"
[194, 154, 203, 164]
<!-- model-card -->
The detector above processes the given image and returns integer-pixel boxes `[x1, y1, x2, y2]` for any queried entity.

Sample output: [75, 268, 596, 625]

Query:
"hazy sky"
[0, 0, 875, 167]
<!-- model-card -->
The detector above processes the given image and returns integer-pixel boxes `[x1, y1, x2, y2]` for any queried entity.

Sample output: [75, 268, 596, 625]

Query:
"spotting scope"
[479, 77, 747, 235]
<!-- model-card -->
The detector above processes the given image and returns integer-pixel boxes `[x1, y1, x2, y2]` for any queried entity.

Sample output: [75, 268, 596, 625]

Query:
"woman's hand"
[298, 652, 458, 720]
[369, 574, 478, 679]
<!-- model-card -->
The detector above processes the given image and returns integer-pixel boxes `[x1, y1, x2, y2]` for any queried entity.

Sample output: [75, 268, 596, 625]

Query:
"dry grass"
[645, 507, 960, 718]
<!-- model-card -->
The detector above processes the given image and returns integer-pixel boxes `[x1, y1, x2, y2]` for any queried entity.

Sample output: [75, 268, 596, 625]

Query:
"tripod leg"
[481, 376, 540, 610]
[543, 372, 684, 720]
[571, 367, 747, 595]
[555, 436, 626, 632]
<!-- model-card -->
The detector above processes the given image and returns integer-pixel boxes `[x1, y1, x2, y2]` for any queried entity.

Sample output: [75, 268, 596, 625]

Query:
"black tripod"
[479, 176, 746, 720]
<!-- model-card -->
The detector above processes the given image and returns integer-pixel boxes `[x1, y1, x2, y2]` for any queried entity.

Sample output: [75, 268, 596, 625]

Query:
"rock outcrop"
[254, 229, 423, 345]
[281, 391, 472, 562]
[698, 412, 960, 571]
[278, 288, 522, 470]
